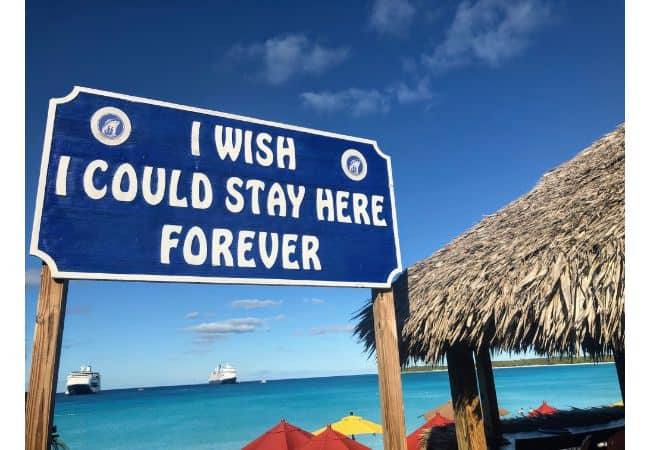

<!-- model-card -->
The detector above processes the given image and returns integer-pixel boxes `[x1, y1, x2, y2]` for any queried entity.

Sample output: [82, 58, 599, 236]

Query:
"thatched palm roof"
[355, 125, 624, 364]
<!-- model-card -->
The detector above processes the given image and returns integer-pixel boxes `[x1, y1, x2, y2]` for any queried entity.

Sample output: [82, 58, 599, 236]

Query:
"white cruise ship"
[66, 365, 101, 395]
[208, 363, 237, 384]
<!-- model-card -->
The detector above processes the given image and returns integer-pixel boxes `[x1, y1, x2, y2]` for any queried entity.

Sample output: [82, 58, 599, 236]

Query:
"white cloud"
[304, 298, 325, 304]
[184, 315, 284, 345]
[185, 317, 265, 335]
[301, 88, 391, 116]
[25, 268, 40, 286]
[424, 0, 551, 71]
[370, 0, 416, 36]
[185, 311, 200, 319]
[301, 77, 434, 116]
[389, 77, 435, 104]
[228, 34, 349, 85]
[230, 299, 282, 310]
[308, 325, 355, 336]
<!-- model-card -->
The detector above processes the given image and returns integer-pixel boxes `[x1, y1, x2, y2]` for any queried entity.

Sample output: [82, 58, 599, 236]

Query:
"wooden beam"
[447, 344, 487, 450]
[372, 287, 407, 450]
[475, 346, 503, 449]
[26, 264, 68, 450]
[613, 349, 624, 401]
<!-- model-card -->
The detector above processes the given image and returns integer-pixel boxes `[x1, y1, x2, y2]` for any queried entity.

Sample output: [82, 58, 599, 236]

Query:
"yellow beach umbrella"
[313, 413, 383, 436]
[611, 401, 624, 407]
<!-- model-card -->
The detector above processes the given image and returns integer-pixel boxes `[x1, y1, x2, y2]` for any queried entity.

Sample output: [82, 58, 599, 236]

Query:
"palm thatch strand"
[355, 125, 624, 364]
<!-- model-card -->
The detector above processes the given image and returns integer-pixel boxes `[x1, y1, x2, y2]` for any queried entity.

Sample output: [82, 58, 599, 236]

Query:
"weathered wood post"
[26, 263, 69, 450]
[475, 346, 503, 449]
[447, 344, 487, 450]
[613, 348, 624, 400]
[372, 286, 408, 450]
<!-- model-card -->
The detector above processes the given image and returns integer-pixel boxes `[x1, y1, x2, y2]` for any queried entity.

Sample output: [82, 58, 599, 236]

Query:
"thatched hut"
[355, 125, 625, 449]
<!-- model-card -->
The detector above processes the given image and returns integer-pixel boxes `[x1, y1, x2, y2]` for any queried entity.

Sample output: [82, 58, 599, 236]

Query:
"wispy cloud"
[388, 77, 435, 104]
[25, 268, 40, 286]
[301, 88, 391, 116]
[306, 325, 355, 336]
[423, 0, 551, 71]
[230, 299, 282, 310]
[301, 77, 434, 116]
[185, 311, 200, 319]
[184, 315, 284, 345]
[185, 318, 265, 335]
[303, 0, 549, 117]
[184, 318, 265, 345]
[304, 298, 325, 305]
[369, 0, 416, 36]
[227, 34, 350, 85]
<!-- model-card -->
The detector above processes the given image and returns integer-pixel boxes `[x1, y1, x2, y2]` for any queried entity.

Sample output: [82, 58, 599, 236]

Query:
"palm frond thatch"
[355, 125, 624, 364]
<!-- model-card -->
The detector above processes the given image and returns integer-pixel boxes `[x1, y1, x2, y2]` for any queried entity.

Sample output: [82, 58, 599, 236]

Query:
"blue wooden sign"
[30, 87, 402, 287]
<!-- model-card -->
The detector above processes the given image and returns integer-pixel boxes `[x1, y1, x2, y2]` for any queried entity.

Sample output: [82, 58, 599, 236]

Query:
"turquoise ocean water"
[53, 363, 621, 449]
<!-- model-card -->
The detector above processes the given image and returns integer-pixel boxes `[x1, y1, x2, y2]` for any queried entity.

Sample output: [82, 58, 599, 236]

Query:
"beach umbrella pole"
[372, 286, 407, 450]
[25, 263, 69, 450]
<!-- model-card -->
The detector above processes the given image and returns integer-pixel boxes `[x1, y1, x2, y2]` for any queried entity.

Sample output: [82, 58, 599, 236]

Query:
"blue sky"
[25, 0, 624, 391]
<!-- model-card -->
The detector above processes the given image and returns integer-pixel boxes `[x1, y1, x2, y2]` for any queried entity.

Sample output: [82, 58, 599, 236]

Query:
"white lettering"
[316, 188, 334, 222]
[83, 159, 108, 200]
[191, 121, 201, 156]
[371, 195, 387, 226]
[267, 183, 287, 217]
[169, 169, 188, 207]
[335, 191, 352, 223]
[276, 136, 296, 170]
[183, 226, 208, 265]
[160, 224, 183, 264]
[211, 229, 234, 267]
[191, 172, 213, 209]
[215, 125, 242, 161]
[282, 234, 299, 269]
[245, 179, 265, 215]
[225, 177, 244, 213]
[142, 166, 166, 206]
[259, 232, 279, 269]
[237, 230, 256, 268]
[55, 155, 71, 196]
[302, 235, 321, 270]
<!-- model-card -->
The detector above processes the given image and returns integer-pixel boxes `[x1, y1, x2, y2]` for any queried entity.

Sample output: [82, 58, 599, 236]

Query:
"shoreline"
[404, 361, 615, 374]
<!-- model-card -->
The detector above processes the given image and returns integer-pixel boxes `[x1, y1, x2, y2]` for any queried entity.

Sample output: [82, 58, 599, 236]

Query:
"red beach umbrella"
[242, 419, 313, 450]
[529, 401, 559, 417]
[298, 425, 371, 450]
[406, 413, 454, 450]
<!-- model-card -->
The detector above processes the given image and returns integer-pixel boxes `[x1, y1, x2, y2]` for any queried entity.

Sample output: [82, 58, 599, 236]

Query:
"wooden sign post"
[372, 286, 407, 450]
[25, 264, 69, 450]
[27, 87, 404, 448]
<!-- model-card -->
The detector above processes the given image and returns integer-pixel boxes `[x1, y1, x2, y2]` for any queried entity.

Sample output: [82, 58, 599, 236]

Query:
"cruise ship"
[65, 365, 101, 395]
[208, 363, 237, 384]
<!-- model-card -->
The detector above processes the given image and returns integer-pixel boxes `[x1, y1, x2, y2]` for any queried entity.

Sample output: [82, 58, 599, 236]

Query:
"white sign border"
[29, 86, 403, 288]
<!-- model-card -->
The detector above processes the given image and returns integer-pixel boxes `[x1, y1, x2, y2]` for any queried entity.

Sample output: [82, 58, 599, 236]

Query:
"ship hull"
[208, 377, 237, 385]
[66, 384, 99, 395]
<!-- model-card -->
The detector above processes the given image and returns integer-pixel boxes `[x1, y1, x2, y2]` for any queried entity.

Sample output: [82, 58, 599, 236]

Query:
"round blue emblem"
[90, 107, 132, 146]
[341, 149, 367, 181]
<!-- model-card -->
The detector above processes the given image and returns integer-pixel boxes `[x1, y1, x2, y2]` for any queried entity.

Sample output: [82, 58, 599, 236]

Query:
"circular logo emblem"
[341, 149, 367, 181]
[90, 107, 131, 146]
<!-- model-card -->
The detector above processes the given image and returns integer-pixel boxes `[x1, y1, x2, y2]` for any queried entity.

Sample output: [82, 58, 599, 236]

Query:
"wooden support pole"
[26, 264, 68, 450]
[475, 346, 503, 449]
[613, 349, 624, 401]
[447, 344, 487, 450]
[372, 287, 408, 450]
